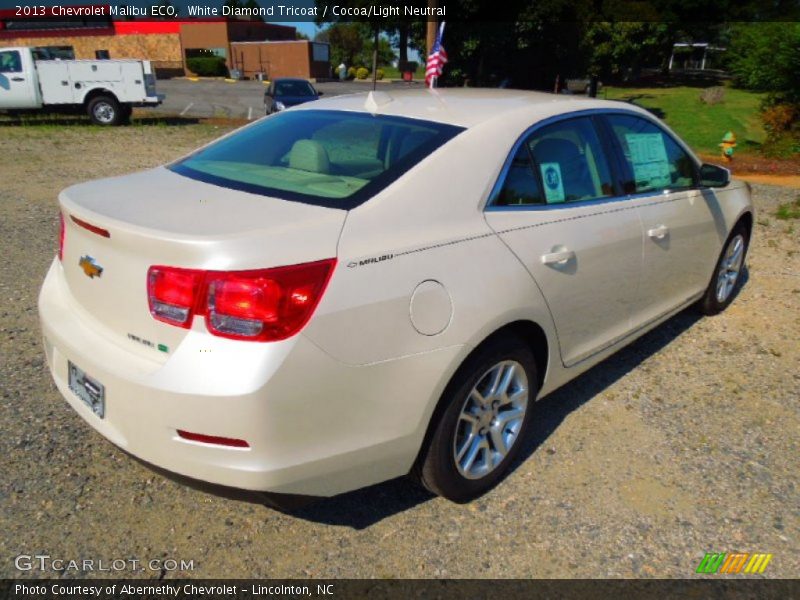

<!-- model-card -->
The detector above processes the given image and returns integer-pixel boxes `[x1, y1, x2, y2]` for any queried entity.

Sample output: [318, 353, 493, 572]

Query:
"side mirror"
[699, 163, 730, 188]
[317, 90, 324, 96]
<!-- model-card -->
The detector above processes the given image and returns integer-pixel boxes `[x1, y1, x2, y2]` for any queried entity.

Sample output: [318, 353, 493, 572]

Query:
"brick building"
[230, 40, 331, 80]
[0, 8, 329, 79]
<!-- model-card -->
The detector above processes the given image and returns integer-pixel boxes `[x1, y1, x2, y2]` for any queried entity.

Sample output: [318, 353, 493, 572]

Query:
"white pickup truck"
[0, 46, 163, 125]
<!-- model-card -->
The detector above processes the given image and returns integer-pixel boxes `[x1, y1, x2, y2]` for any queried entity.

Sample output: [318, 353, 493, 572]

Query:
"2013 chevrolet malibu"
[39, 90, 753, 502]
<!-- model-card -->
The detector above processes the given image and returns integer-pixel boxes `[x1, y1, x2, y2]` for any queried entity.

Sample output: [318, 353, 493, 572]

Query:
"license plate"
[68, 361, 105, 418]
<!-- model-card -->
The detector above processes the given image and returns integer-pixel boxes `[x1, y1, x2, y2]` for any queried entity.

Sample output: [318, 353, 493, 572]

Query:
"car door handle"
[647, 225, 669, 239]
[11, 77, 25, 82]
[541, 249, 575, 265]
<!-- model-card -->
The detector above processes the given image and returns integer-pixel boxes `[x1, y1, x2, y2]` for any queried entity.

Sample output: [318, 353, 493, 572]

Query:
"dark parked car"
[264, 78, 321, 114]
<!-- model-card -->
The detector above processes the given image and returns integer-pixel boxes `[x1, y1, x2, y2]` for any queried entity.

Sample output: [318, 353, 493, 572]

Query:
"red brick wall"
[0, 33, 183, 70]
[231, 41, 330, 80]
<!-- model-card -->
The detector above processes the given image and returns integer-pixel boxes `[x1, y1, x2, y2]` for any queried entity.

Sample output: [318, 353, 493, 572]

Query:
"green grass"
[379, 65, 427, 80]
[603, 86, 766, 155]
[775, 198, 800, 220]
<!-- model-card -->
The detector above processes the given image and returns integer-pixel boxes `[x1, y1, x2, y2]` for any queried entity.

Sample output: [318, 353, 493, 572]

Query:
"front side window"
[606, 114, 697, 193]
[170, 110, 463, 209]
[493, 116, 615, 207]
[0, 51, 22, 73]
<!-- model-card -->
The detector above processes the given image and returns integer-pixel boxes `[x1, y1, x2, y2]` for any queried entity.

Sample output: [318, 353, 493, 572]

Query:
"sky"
[273, 21, 320, 39]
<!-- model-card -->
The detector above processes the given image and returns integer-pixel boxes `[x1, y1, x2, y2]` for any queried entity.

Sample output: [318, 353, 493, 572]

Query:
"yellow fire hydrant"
[719, 131, 737, 161]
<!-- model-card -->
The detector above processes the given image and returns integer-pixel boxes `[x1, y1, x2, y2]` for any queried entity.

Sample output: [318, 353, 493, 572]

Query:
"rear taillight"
[148, 267, 204, 328]
[58, 213, 65, 261]
[146, 259, 336, 341]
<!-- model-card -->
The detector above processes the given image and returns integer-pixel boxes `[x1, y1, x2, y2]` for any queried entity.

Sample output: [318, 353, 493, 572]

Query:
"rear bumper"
[135, 95, 163, 106]
[39, 259, 461, 496]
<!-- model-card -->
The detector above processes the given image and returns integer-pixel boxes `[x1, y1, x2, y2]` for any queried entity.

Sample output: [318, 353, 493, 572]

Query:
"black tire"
[87, 95, 123, 126]
[415, 335, 538, 503]
[698, 223, 750, 315]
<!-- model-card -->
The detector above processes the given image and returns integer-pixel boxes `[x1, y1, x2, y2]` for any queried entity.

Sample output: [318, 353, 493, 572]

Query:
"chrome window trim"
[484, 107, 702, 213]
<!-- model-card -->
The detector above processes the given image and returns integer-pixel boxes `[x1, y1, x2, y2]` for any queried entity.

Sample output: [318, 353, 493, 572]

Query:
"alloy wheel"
[716, 234, 745, 303]
[453, 360, 529, 480]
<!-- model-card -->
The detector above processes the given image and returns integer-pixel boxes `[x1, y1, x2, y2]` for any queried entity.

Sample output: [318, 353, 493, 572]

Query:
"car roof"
[273, 78, 313, 84]
[291, 88, 644, 128]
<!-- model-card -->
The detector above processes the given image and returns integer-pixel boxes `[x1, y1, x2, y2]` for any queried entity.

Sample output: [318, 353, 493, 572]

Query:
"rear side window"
[171, 110, 463, 210]
[493, 116, 615, 207]
[0, 50, 22, 73]
[494, 146, 544, 206]
[605, 114, 697, 193]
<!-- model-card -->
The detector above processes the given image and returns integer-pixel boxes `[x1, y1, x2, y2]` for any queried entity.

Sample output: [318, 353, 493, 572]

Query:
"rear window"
[170, 110, 463, 209]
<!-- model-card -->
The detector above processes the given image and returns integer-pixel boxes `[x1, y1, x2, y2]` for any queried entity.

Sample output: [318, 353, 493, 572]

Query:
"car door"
[484, 115, 643, 367]
[602, 113, 722, 326]
[0, 49, 38, 109]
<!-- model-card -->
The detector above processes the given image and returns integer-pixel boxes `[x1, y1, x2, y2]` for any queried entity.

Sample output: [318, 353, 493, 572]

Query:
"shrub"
[356, 67, 369, 80]
[375, 68, 384, 80]
[699, 86, 725, 105]
[760, 103, 800, 157]
[186, 56, 227, 77]
[347, 66, 357, 80]
[761, 103, 797, 136]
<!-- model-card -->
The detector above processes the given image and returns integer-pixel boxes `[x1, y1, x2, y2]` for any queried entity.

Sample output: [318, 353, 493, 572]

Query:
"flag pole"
[429, 21, 445, 89]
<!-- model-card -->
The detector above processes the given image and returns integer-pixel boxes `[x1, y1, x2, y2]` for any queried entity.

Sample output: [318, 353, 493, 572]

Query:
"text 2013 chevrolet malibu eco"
[39, 90, 753, 502]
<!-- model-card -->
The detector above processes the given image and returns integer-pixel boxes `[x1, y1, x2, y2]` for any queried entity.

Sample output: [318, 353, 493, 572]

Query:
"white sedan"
[39, 89, 753, 502]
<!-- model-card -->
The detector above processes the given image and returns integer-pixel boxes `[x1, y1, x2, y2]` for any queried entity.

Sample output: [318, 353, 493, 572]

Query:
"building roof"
[292, 88, 639, 128]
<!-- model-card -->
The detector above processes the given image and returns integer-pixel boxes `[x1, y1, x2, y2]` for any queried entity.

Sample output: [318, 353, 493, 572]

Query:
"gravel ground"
[0, 124, 798, 579]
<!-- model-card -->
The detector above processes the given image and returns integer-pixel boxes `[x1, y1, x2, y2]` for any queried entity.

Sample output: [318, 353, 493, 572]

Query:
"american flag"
[425, 22, 448, 88]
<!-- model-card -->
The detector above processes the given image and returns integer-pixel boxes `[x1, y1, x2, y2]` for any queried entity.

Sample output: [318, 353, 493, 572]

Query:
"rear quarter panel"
[302, 119, 561, 385]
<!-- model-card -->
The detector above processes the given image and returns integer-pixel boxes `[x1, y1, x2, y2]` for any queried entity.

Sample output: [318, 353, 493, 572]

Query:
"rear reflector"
[147, 259, 336, 342]
[70, 215, 111, 238]
[177, 430, 250, 448]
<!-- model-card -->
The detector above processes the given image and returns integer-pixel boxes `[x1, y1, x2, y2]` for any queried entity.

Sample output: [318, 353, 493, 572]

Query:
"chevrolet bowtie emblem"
[79, 255, 103, 279]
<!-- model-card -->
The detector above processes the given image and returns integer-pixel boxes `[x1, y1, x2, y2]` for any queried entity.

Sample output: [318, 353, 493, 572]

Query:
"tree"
[321, 23, 396, 68]
[726, 22, 800, 154]
[363, 33, 396, 66]
[726, 22, 800, 104]
[582, 22, 671, 81]
[323, 22, 372, 67]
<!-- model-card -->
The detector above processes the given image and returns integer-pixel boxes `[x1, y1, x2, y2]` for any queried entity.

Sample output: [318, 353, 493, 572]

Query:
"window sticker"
[625, 133, 671, 190]
[540, 162, 565, 203]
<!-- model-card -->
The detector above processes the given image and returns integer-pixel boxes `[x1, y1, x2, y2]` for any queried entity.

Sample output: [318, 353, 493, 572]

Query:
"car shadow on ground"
[150, 271, 748, 529]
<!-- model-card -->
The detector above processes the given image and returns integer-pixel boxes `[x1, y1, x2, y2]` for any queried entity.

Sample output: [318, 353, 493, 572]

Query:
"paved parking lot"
[153, 78, 423, 120]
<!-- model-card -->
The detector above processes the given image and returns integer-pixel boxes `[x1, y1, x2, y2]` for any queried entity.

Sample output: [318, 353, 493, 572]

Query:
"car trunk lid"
[58, 167, 345, 358]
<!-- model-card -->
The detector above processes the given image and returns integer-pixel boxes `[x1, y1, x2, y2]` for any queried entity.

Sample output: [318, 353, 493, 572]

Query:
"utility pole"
[426, 0, 438, 56]
[371, 25, 379, 91]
